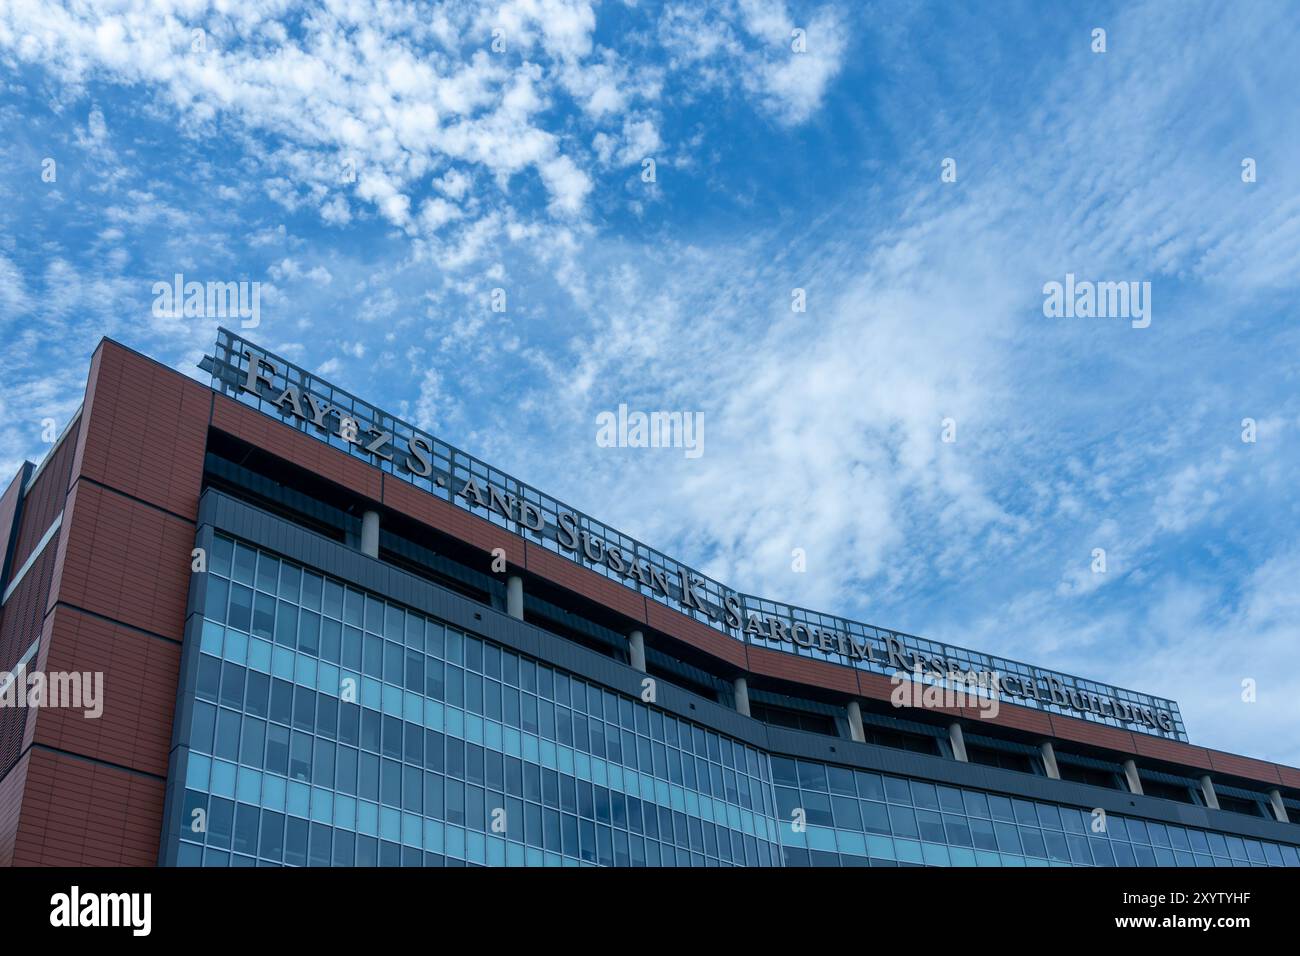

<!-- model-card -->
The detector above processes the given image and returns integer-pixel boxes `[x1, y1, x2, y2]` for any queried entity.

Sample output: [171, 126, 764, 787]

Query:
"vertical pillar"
[1039, 741, 1060, 780]
[506, 574, 524, 620]
[1268, 789, 1289, 823]
[1198, 775, 1220, 810]
[948, 722, 968, 763]
[360, 509, 380, 559]
[628, 630, 646, 673]
[1122, 759, 1143, 795]
[846, 700, 866, 743]
[733, 676, 751, 717]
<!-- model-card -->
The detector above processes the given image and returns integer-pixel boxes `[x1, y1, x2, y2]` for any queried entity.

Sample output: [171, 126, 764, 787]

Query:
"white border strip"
[22, 405, 82, 497]
[0, 638, 40, 697]
[1, 513, 62, 606]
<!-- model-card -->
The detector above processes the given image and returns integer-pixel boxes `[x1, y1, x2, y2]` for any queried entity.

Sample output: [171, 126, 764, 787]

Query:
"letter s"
[557, 512, 579, 551]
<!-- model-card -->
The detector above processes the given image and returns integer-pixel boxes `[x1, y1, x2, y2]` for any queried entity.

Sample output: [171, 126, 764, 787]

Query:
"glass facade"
[164, 534, 1300, 867]
[772, 758, 1299, 867]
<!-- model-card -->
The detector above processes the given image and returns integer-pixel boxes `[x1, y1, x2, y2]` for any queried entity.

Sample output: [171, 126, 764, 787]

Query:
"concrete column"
[733, 676, 751, 717]
[506, 574, 523, 620]
[1198, 775, 1220, 810]
[1039, 741, 1060, 780]
[628, 630, 646, 673]
[360, 510, 380, 559]
[1268, 789, 1290, 823]
[1122, 759, 1143, 795]
[846, 700, 866, 743]
[948, 722, 968, 763]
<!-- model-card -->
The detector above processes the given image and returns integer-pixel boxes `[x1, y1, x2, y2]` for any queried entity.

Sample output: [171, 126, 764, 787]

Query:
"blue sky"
[1, 1, 1298, 763]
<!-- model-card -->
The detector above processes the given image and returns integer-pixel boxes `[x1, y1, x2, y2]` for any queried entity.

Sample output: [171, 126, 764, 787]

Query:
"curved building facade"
[0, 331, 1296, 867]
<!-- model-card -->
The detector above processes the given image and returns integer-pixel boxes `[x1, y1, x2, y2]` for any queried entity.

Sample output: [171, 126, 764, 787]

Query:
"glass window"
[911, 781, 939, 810]
[211, 536, 234, 577]
[771, 758, 799, 789]
[831, 795, 861, 830]
[1012, 800, 1038, 826]
[963, 790, 990, 819]
[943, 814, 972, 847]
[916, 809, 945, 843]
[883, 776, 911, 804]
[827, 766, 856, 796]
[279, 563, 301, 602]
[970, 816, 998, 851]
[231, 543, 256, 586]
[255, 554, 279, 593]
[888, 805, 918, 839]
[796, 761, 828, 792]
[937, 786, 965, 814]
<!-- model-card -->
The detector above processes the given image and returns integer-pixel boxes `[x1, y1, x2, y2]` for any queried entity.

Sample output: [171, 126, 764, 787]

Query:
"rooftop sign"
[203, 329, 1186, 742]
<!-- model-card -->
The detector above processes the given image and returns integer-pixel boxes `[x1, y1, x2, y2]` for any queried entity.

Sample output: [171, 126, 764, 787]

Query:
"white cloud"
[419, 196, 463, 232]
[319, 195, 352, 225]
[0, 1, 608, 228]
[744, 7, 847, 124]
[433, 168, 472, 200]
[0, 254, 29, 316]
[268, 258, 332, 285]
[657, 0, 848, 125]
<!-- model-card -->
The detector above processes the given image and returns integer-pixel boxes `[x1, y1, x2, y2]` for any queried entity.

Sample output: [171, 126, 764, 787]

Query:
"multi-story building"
[0, 330, 1296, 867]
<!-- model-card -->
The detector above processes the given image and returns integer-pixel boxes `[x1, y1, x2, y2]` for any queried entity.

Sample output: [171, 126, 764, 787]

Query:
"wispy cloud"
[1, 0, 1297, 763]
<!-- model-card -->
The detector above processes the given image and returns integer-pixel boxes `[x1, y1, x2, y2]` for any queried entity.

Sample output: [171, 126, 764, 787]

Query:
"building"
[0, 329, 1296, 868]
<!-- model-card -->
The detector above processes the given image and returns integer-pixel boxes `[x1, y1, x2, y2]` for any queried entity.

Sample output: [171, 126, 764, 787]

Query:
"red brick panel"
[73, 342, 209, 521]
[213, 393, 381, 502]
[1048, 714, 1138, 754]
[524, 542, 649, 624]
[858, 670, 897, 705]
[27, 606, 180, 778]
[645, 601, 748, 669]
[1276, 766, 1300, 791]
[879, 674, 969, 721]
[857, 668, 968, 724]
[10, 748, 164, 866]
[747, 645, 859, 695]
[976, 700, 1057, 736]
[777, 663, 1061, 738]
[382, 476, 517, 563]
[1206, 750, 1283, 786]
[1131, 734, 1214, 772]
[48, 481, 194, 641]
